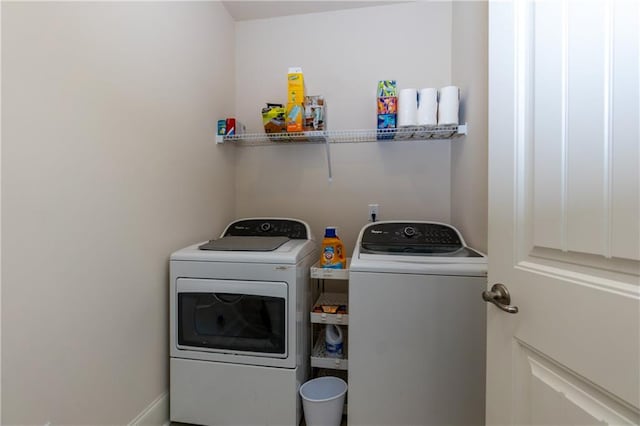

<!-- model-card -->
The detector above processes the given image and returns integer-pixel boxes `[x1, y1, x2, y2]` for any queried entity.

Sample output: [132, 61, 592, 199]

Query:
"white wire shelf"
[223, 124, 467, 146]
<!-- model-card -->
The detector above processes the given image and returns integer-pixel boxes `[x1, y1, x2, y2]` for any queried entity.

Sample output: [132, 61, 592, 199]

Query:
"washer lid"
[172, 218, 315, 264]
[171, 239, 315, 264]
[199, 236, 290, 251]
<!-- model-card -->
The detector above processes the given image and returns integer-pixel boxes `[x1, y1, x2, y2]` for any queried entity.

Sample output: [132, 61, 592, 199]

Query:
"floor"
[172, 370, 347, 425]
[302, 414, 347, 426]
[172, 416, 347, 426]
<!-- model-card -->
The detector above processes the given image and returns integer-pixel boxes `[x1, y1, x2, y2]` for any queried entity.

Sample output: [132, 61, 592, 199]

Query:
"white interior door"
[487, 0, 639, 424]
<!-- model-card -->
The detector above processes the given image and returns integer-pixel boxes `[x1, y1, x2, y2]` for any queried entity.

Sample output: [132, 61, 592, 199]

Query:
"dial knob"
[260, 222, 272, 232]
[403, 226, 417, 237]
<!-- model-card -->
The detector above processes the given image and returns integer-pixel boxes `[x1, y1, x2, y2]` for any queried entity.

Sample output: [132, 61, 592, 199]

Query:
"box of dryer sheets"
[287, 67, 305, 104]
[304, 96, 325, 131]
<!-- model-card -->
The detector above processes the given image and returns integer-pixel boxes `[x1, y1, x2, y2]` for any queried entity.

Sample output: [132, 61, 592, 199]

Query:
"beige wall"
[234, 2, 454, 251]
[451, 1, 489, 253]
[1, 2, 235, 424]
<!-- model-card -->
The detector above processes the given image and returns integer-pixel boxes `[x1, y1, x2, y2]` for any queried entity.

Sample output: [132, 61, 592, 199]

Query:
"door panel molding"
[603, 0, 615, 260]
[528, 247, 639, 279]
[515, 342, 640, 424]
[514, 0, 533, 266]
[611, 0, 640, 261]
[516, 260, 639, 299]
[521, 0, 640, 267]
[560, 0, 570, 253]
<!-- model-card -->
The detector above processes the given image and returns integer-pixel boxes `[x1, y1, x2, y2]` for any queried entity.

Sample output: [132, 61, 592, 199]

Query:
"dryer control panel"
[224, 219, 308, 239]
[361, 222, 463, 254]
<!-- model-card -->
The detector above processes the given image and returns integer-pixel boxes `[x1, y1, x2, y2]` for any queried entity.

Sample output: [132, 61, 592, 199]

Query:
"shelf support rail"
[324, 134, 333, 182]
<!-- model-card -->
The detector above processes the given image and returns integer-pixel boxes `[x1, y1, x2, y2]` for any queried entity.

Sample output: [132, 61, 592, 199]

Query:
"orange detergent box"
[286, 102, 304, 132]
[287, 67, 305, 104]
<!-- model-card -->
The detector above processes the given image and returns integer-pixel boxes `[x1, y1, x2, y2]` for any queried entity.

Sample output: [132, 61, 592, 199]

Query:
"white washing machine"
[169, 218, 317, 426]
[348, 221, 487, 426]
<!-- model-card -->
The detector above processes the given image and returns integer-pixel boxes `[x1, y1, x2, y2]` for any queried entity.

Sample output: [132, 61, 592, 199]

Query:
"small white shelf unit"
[309, 260, 350, 371]
[224, 124, 467, 146]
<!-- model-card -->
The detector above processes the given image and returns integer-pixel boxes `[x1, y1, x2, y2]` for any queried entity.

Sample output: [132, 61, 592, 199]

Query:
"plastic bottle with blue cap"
[320, 227, 346, 269]
[325, 324, 344, 358]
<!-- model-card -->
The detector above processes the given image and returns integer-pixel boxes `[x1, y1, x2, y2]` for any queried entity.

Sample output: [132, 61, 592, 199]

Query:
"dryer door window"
[176, 279, 287, 357]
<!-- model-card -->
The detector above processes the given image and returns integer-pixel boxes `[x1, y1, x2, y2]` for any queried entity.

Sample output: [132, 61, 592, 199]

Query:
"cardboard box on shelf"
[377, 80, 397, 97]
[377, 113, 396, 129]
[304, 95, 325, 131]
[377, 96, 397, 114]
[286, 102, 304, 132]
[225, 118, 245, 136]
[216, 119, 226, 144]
[217, 119, 226, 136]
[262, 103, 287, 134]
[287, 67, 305, 104]
[377, 113, 396, 140]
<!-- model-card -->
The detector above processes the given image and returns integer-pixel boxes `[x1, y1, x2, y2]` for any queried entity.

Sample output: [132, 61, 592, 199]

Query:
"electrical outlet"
[368, 204, 379, 222]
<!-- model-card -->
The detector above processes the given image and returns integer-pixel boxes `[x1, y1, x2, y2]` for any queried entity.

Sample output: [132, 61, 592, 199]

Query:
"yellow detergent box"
[287, 67, 305, 104]
[286, 102, 304, 132]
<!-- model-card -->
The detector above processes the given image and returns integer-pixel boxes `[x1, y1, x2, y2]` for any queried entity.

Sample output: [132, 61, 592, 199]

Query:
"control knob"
[403, 226, 417, 238]
[260, 222, 272, 232]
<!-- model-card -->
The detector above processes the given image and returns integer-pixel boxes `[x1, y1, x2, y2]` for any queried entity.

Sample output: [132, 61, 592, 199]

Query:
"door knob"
[482, 283, 519, 314]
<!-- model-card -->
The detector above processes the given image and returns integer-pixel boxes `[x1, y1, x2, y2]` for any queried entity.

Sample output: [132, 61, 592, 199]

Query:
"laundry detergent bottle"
[320, 226, 346, 269]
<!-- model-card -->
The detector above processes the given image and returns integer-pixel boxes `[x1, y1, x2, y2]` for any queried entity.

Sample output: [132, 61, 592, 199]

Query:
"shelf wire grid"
[224, 124, 466, 146]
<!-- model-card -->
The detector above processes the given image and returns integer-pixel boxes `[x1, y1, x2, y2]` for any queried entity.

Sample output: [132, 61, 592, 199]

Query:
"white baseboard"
[128, 391, 169, 426]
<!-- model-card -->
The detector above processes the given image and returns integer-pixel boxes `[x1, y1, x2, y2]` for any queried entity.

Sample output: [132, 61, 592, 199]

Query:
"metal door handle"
[482, 283, 519, 314]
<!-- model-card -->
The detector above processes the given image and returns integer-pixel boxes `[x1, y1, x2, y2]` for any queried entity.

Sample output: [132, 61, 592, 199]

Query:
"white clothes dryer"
[348, 221, 487, 426]
[169, 218, 317, 426]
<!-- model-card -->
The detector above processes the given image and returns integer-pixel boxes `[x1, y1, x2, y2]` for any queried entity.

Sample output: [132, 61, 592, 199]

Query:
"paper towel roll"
[398, 88, 418, 127]
[438, 86, 460, 125]
[417, 88, 438, 126]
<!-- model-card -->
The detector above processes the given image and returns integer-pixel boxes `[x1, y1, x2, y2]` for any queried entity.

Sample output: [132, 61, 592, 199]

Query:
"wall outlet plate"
[368, 204, 379, 221]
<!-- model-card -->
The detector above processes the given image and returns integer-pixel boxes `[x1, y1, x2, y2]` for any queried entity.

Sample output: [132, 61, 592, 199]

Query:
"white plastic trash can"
[299, 376, 347, 426]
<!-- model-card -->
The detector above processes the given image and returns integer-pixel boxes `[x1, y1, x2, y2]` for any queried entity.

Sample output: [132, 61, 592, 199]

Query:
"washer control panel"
[361, 222, 463, 254]
[224, 219, 308, 239]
